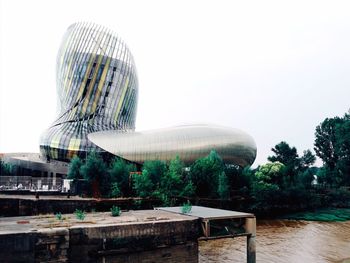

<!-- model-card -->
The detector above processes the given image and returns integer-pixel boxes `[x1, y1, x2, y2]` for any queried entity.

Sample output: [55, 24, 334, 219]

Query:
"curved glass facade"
[88, 124, 257, 167]
[40, 23, 138, 161]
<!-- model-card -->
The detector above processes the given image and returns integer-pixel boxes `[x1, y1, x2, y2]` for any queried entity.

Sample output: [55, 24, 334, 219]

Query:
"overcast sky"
[1, 0, 349, 166]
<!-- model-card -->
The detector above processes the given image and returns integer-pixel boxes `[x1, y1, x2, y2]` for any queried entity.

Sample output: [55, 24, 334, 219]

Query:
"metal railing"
[0, 176, 62, 192]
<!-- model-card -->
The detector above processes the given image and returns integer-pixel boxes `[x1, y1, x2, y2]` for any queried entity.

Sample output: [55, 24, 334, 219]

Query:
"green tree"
[218, 171, 230, 199]
[251, 162, 287, 212]
[67, 156, 83, 180]
[254, 162, 286, 187]
[251, 180, 280, 211]
[335, 117, 350, 185]
[268, 141, 299, 167]
[268, 141, 316, 185]
[180, 180, 196, 197]
[314, 113, 350, 185]
[300, 150, 316, 171]
[268, 142, 299, 183]
[314, 116, 344, 170]
[189, 150, 225, 197]
[0, 158, 14, 176]
[109, 158, 136, 197]
[133, 169, 154, 198]
[110, 182, 121, 198]
[316, 166, 340, 187]
[142, 160, 167, 188]
[79, 151, 109, 197]
[297, 167, 318, 189]
[159, 155, 184, 198]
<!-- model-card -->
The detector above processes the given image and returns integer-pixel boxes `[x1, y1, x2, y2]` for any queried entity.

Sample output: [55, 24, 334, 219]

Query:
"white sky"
[1, 0, 349, 166]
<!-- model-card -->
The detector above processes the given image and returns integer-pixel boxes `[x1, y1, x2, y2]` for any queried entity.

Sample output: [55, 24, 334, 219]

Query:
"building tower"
[40, 22, 138, 161]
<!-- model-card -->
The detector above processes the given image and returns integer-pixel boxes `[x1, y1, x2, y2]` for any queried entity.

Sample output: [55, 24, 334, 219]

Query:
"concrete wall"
[0, 218, 199, 263]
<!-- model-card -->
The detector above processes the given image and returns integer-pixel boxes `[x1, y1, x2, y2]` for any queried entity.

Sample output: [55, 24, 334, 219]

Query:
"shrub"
[110, 205, 121, 217]
[55, 212, 62, 220]
[181, 201, 192, 214]
[74, 209, 86, 220]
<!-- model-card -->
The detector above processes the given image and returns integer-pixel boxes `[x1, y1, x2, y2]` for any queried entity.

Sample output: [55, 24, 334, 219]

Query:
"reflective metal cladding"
[39, 22, 257, 167]
[88, 124, 257, 166]
[40, 22, 138, 161]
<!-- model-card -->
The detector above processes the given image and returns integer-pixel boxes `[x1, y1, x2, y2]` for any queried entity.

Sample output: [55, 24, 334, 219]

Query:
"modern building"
[39, 22, 257, 167]
[88, 124, 256, 167]
[40, 22, 138, 161]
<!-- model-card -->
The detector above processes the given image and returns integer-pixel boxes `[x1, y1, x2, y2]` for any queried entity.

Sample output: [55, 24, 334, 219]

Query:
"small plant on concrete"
[181, 201, 192, 214]
[75, 209, 86, 220]
[110, 205, 121, 217]
[55, 212, 63, 221]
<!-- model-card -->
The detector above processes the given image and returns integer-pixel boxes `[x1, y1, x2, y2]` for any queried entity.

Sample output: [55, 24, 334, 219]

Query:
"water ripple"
[199, 220, 350, 263]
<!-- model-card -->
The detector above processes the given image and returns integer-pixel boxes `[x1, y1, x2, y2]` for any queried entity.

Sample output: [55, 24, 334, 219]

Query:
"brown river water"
[199, 220, 350, 263]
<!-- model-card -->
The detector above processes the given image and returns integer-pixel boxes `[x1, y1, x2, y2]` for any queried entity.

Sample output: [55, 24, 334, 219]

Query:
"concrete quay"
[0, 210, 199, 263]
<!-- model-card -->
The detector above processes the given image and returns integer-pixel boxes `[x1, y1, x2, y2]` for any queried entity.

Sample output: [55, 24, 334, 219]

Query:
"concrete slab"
[0, 210, 196, 235]
[156, 205, 254, 220]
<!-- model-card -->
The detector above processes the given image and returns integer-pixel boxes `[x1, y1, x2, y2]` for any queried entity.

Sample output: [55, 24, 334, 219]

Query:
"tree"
[300, 150, 316, 171]
[0, 158, 14, 176]
[133, 169, 154, 198]
[142, 160, 167, 187]
[297, 167, 318, 189]
[79, 151, 109, 197]
[334, 118, 350, 185]
[159, 155, 184, 198]
[268, 141, 299, 166]
[314, 116, 344, 170]
[180, 180, 196, 197]
[268, 142, 299, 185]
[316, 166, 340, 187]
[67, 156, 83, 180]
[314, 113, 350, 185]
[109, 158, 136, 197]
[268, 141, 316, 184]
[110, 182, 121, 198]
[254, 162, 286, 187]
[218, 172, 230, 199]
[251, 162, 289, 212]
[189, 150, 225, 197]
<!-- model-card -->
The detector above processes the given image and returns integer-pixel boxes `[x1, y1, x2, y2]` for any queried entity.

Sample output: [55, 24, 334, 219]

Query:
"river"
[199, 219, 350, 263]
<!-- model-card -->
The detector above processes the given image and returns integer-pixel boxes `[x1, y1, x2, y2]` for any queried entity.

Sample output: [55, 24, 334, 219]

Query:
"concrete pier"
[0, 210, 199, 263]
[245, 217, 256, 263]
[0, 206, 256, 262]
[158, 206, 256, 263]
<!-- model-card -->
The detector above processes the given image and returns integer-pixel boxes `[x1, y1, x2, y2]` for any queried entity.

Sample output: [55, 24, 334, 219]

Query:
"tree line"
[1, 111, 349, 215]
[66, 111, 350, 214]
[67, 150, 233, 205]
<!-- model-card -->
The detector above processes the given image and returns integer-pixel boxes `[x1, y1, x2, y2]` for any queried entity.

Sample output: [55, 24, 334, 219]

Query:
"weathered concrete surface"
[0, 210, 199, 263]
[0, 194, 160, 217]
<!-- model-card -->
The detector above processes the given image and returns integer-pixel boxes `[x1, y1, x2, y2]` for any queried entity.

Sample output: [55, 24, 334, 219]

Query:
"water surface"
[199, 220, 350, 263]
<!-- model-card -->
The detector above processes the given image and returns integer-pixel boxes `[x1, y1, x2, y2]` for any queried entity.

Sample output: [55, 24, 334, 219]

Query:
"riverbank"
[282, 208, 350, 222]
